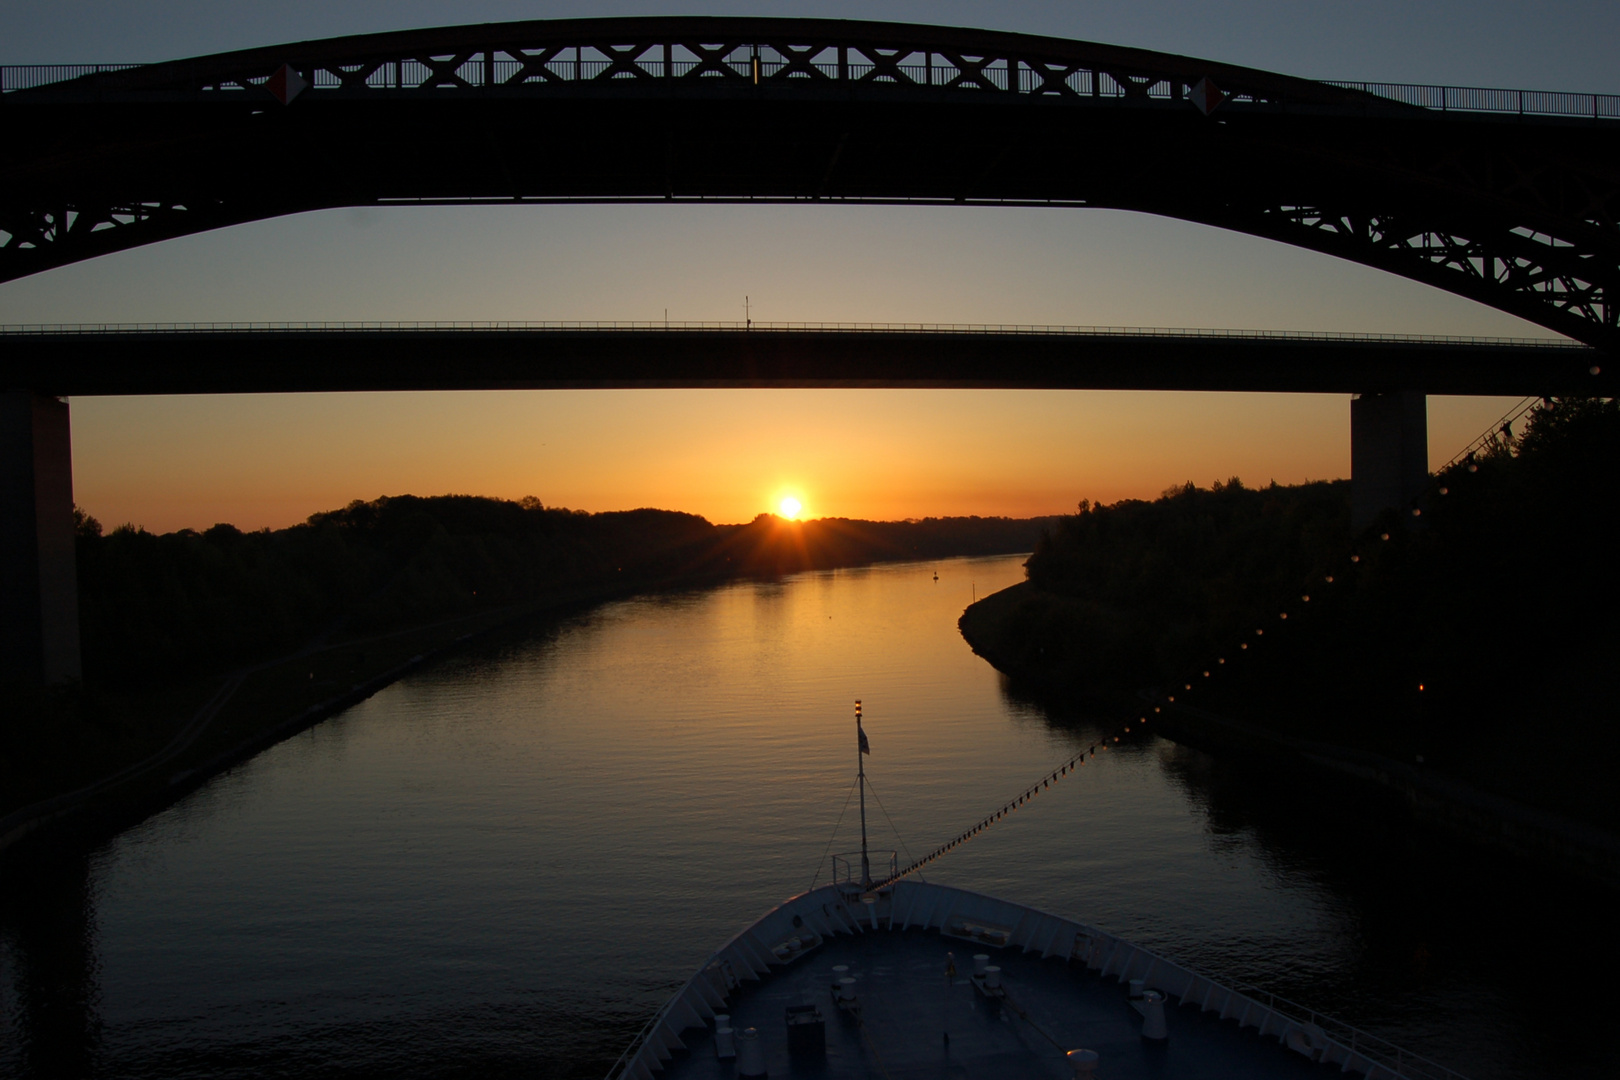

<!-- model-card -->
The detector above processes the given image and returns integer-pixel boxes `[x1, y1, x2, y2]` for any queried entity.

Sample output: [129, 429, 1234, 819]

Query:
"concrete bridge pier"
[1350, 391, 1429, 532]
[1, 392, 81, 685]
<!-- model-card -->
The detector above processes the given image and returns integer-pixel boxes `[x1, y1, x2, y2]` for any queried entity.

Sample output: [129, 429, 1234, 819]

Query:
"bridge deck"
[0, 325, 1599, 396]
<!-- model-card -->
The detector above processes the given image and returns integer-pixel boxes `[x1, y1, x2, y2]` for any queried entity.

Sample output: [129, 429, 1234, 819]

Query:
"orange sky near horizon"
[22, 203, 1554, 537]
[67, 389, 1524, 534]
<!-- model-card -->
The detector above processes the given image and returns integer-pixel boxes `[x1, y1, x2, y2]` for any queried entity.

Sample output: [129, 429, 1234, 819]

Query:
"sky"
[5, 1, 1616, 532]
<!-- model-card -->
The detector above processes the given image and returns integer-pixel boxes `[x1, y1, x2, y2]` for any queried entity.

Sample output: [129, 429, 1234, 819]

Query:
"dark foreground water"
[2, 556, 1615, 1080]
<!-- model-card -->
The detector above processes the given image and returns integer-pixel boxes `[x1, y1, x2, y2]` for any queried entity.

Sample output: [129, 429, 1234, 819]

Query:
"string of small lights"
[1438, 395, 1537, 474]
[869, 735, 1117, 890]
[866, 396, 1584, 893]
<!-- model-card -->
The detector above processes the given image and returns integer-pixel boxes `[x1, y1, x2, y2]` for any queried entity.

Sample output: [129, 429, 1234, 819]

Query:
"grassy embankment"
[3, 498, 1055, 830]
[960, 397, 1620, 834]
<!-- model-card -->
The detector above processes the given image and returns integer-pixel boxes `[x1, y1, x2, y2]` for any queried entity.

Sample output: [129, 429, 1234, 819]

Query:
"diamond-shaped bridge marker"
[1189, 76, 1224, 116]
[265, 63, 309, 106]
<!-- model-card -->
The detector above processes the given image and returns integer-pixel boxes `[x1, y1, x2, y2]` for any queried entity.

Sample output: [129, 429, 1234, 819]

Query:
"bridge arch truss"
[2, 17, 1617, 352]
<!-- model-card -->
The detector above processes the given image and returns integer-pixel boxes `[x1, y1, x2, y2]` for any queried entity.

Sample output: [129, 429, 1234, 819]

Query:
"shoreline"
[959, 583, 1620, 891]
[3, 552, 1008, 863]
[0, 571, 727, 862]
[1149, 701, 1620, 890]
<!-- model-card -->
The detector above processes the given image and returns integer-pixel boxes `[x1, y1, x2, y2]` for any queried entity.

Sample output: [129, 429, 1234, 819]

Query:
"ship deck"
[613, 881, 1428, 1080]
[659, 927, 1341, 1080]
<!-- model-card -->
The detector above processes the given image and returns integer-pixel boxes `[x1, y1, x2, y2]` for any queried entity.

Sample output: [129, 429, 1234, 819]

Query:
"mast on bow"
[856, 700, 871, 890]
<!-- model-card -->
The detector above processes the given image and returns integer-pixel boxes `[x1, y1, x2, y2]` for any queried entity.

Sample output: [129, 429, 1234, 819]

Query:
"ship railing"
[1226, 981, 1470, 1080]
[605, 881, 1473, 1080]
[830, 850, 897, 890]
[887, 881, 1470, 1080]
[604, 883, 857, 1080]
[603, 1003, 669, 1080]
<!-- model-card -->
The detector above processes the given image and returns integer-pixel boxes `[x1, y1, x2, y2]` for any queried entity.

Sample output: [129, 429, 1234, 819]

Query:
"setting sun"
[778, 496, 803, 519]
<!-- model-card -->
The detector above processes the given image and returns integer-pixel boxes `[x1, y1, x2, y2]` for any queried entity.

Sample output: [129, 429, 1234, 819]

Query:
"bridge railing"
[0, 320, 1585, 348]
[0, 63, 140, 91]
[1326, 80, 1620, 119]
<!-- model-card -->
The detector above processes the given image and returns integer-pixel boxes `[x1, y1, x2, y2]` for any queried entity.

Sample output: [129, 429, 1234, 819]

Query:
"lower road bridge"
[0, 323, 1605, 684]
[0, 322, 1602, 396]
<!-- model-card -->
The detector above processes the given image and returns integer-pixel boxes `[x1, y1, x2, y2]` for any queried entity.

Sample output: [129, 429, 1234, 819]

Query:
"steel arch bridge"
[2, 16, 1619, 354]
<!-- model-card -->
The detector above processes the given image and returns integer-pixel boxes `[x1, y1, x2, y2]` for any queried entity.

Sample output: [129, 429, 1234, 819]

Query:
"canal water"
[2, 555, 1615, 1079]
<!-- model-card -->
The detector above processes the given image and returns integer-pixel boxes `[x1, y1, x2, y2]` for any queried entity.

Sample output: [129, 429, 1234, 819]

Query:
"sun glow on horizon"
[778, 496, 803, 519]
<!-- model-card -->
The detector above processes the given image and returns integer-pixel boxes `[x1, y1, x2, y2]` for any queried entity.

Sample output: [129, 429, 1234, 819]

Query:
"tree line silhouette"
[962, 396, 1619, 828]
[3, 502, 1052, 819]
[72, 499, 1055, 687]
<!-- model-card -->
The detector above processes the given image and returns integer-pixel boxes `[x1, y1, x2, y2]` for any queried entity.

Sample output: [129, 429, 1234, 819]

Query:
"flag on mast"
[858, 722, 870, 755]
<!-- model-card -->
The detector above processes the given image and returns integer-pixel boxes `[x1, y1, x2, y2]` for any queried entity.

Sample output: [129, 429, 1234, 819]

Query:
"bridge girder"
[2, 17, 1617, 352]
[2, 327, 1601, 398]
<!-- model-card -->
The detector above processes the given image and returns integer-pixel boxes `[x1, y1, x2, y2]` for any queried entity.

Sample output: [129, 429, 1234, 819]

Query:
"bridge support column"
[1, 392, 81, 685]
[1350, 391, 1428, 532]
